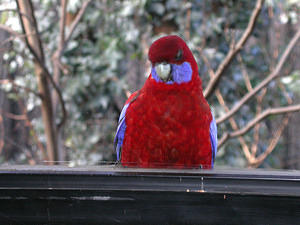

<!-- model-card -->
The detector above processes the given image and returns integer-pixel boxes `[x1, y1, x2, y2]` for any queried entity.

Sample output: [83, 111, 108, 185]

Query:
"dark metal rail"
[0, 165, 299, 225]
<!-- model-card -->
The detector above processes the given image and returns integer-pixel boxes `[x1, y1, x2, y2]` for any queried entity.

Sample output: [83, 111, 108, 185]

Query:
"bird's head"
[148, 35, 198, 84]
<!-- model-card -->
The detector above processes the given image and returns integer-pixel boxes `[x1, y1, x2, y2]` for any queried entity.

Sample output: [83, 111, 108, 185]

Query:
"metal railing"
[0, 165, 299, 224]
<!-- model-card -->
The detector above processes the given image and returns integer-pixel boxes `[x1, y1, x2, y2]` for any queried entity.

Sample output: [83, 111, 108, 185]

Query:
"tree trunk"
[17, 0, 58, 163]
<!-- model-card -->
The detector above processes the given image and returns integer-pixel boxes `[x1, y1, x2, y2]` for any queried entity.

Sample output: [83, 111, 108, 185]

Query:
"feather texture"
[209, 114, 218, 167]
[114, 35, 217, 168]
[114, 103, 129, 161]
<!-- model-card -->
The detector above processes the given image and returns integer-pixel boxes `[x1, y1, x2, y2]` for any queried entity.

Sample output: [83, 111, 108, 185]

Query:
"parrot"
[114, 35, 217, 169]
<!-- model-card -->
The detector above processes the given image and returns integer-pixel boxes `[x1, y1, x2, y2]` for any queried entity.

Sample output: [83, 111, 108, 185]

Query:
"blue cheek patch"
[172, 62, 193, 84]
[152, 62, 193, 84]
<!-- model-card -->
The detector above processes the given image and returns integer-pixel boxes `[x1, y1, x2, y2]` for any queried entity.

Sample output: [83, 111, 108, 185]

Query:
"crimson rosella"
[114, 35, 217, 169]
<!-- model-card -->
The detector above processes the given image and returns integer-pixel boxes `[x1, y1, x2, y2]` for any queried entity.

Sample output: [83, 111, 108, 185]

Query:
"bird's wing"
[114, 91, 139, 161]
[209, 112, 218, 167]
[114, 103, 129, 161]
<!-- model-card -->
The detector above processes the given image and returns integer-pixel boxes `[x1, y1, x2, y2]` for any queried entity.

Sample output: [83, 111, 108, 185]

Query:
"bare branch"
[199, 49, 254, 163]
[251, 115, 290, 167]
[17, 0, 58, 162]
[237, 53, 253, 91]
[251, 88, 267, 157]
[204, 0, 264, 98]
[42, 64, 67, 128]
[3, 112, 26, 120]
[61, 0, 91, 55]
[52, 0, 91, 129]
[184, 1, 191, 41]
[216, 88, 255, 163]
[16, 0, 67, 129]
[216, 27, 300, 124]
[236, 53, 262, 159]
[38, 61, 67, 128]
[52, 0, 68, 130]
[59, 0, 67, 50]
[218, 104, 300, 148]
[248, 79, 294, 164]
[52, 0, 67, 60]
[246, 79, 294, 166]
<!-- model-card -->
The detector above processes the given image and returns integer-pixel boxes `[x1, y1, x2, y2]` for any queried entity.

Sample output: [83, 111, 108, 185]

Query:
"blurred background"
[0, 0, 299, 169]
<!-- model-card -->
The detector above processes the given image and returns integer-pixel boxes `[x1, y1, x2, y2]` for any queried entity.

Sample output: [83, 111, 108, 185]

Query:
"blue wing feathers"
[209, 113, 218, 167]
[114, 103, 129, 161]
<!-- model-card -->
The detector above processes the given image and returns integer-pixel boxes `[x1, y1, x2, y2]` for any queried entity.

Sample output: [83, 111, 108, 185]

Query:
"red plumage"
[120, 35, 213, 168]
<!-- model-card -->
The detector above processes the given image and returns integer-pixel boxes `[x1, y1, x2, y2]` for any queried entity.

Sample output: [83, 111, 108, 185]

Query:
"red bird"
[115, 35, 217, 169]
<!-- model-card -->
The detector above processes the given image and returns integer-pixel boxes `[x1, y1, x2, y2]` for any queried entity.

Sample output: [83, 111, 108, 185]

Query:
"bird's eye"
[175, 49, 183, 61]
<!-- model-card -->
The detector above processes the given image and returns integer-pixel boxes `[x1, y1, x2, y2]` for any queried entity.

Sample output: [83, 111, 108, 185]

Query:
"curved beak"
[155, 62, 172, 82]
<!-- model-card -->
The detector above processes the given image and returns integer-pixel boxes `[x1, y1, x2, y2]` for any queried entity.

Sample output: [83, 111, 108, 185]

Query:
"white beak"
[155, 63, 171, 81]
